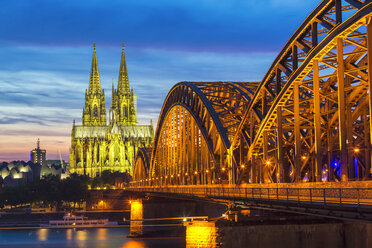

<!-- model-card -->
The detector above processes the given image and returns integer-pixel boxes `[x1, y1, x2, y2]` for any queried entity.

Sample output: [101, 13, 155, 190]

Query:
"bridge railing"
[128, 186, 372, 207]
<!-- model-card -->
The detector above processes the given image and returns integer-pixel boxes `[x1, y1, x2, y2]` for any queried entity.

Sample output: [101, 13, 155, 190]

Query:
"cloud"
[0, 0, 319, 52]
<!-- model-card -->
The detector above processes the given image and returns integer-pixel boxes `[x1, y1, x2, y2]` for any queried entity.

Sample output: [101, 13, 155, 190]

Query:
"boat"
[41, 212, 116, 227]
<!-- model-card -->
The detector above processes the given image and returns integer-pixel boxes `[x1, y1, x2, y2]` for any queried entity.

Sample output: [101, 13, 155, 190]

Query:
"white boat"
[41, 213, 115, 227]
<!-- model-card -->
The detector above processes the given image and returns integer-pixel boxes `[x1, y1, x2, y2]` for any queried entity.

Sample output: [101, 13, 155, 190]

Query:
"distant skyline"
[0, 0, 319, 161]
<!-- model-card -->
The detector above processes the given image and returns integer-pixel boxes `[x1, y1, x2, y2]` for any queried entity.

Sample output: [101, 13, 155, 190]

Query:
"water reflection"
[0, 227, 184, 248]
[36, 228, 48, 241]
[122, 240, 147, 248]
[97, 228, 107, 240]
[66, 229, 73, 241]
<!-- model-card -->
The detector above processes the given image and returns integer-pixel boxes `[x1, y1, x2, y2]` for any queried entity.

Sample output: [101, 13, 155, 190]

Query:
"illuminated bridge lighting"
[131, 0, 372, 187]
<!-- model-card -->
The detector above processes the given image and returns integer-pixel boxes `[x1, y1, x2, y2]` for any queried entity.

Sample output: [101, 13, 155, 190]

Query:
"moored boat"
[41, 212, 116, 227]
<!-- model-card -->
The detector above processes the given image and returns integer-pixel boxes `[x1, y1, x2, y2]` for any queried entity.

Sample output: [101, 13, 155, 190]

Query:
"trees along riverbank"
[0, 171, 131, 210]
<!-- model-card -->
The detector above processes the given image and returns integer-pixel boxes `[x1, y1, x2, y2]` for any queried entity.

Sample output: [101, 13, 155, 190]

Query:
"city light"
[354, 148, 360, 153]
[221, 167, 226, 172]
[301, 155, 307, 160]
[241, 164, 245, 169]
[266, 160, 271, 165]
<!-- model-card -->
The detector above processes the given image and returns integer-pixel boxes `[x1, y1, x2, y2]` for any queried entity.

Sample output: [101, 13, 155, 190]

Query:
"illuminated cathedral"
[69, 44, 154, 177]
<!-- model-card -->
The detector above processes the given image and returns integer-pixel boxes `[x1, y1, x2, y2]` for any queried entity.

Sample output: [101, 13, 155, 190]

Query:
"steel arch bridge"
[133, 0, 372, 187]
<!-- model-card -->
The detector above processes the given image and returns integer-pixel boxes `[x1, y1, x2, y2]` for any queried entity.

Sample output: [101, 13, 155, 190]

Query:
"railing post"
[260, 187, 262, 199]
[323, 188, 326, 207]
[286, 188, 289, 201]
[357, 188, 360, 210]
[310, 188, 312, 204]
[297, 188, 300, 205]
[339, 188, 342, 207]
[277, 187, 279, 201]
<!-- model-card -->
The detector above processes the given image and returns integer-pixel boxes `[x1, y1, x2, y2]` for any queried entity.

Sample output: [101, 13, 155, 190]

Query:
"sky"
[0, 0, 320, 162]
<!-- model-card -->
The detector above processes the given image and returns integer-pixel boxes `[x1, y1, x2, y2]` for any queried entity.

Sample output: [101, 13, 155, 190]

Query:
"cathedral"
[69, 44, 154, 177]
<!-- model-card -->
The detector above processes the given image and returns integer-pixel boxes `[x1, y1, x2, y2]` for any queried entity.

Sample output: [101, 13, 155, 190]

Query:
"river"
[0, 227, 185, 248]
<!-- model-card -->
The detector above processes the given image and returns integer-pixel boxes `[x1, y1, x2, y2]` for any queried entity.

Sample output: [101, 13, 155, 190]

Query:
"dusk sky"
[0, 0, 319, 162]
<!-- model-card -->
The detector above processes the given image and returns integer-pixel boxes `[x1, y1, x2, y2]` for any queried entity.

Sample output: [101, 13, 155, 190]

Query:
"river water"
[0, 227, 185, 248]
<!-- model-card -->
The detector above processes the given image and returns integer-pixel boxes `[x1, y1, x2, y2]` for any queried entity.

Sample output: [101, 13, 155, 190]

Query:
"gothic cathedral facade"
[69, 44, 154, 177]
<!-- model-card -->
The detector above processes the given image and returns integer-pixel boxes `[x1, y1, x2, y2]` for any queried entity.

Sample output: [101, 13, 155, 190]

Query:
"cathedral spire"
[88, 43, 101, 94]
[82, 43, 106, 126]
[111, 79, 116, 109]
[118, 43, 130, 94]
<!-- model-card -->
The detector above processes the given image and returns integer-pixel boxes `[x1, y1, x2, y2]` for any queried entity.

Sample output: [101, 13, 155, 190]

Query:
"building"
[30, 138, 46, 167]
[40, 160, 66, 178]
[0, 161, 41, 187]
[69, 44, 154, 177]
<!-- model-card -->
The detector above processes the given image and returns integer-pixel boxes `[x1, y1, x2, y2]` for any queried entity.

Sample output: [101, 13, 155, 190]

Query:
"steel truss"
[133, 0, 372, 186]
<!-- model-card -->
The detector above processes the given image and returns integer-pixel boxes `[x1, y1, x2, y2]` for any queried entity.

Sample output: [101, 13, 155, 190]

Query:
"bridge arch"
[141, 82, 257, 186]
[133, 0, 372, 186]
[233, 0, 372, 184]
[133, 148, 151, 186]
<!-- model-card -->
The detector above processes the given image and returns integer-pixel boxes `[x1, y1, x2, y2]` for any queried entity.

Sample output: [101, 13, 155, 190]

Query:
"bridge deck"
[128, 183, 372, 221]
[130, 185, 372, 205]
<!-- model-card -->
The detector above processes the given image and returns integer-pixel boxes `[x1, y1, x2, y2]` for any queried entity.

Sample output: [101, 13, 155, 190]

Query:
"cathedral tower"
[70, 44, 153, 177]
[110, 44, 137, 126]
[82, 44, 107, 126]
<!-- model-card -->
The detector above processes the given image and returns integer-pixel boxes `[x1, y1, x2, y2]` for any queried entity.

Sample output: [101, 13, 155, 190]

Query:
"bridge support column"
[336, 37, 348, 182]
[294, 81, 301, 182]
[313, 60, 322, 182]
[276, 68, 284, 183]
[276, 108, 284, 183]
[227, 148, 235, 184]
[262, 89, 269, 183]
[250, 156, 256, 183]
[367, 17, 372, 178]
[129, 199, 143, 237]
[185, 220, 219, 248]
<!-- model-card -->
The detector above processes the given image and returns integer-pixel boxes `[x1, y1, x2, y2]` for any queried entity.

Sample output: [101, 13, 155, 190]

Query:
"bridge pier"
[128, 199, 143, 237]
[127, 194, 227, 238]
[184, 215, 372, 248]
